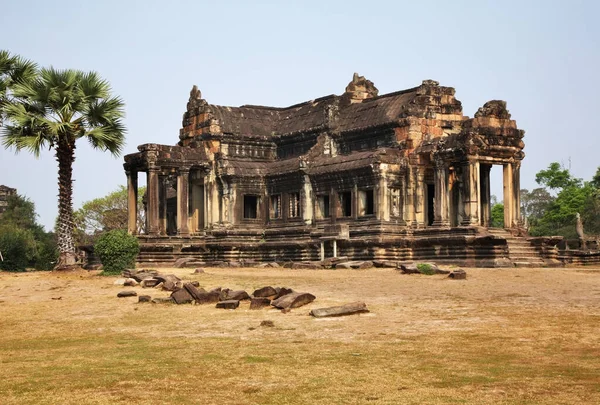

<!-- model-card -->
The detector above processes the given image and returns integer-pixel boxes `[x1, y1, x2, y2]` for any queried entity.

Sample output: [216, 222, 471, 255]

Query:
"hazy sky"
[1, 0, 598, 230]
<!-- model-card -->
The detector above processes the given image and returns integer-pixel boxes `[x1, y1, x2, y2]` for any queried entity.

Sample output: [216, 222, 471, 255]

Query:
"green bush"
[416, 263, 436, 275]
[94, 229, 139, 275]
[0, 224, 37, 272]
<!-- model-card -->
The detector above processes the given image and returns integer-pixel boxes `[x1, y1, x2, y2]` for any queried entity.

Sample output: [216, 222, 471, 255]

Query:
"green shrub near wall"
[0, 224, 36, 272]
[94, 229, 139, 275]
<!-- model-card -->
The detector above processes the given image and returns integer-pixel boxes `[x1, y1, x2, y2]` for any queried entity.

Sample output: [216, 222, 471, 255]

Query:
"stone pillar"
[333, 240, 337, 258]
[403, 168, 415, 226]
[378, 169, 389, 221]
[126, 171, 138, 235]
[503, 163, 514, 228]
[320, 242, 325, 261]
[433, 161, 450, 227]
[177, 167, 190, 236]
[158, 176, 167, 235]
[147, 168, 160, 236]
[461, 160, 480, 226]
[414, 166, 426, 227]
[301, 174, 313, 225]
[480, 164, 492, 227]
[512, 161, 521, 226]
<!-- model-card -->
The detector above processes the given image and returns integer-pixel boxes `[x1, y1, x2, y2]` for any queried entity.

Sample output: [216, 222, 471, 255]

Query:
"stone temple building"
[0, 185, 16, 216]
[124, 74, 558, 266]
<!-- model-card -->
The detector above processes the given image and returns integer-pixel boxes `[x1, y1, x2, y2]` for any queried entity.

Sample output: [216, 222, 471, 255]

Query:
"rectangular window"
[316, 195, 330, 219]
[270, 194, 281, 219]
[243, 195, 258, 219]
[358, 189, 375, 216]
[339, 191, 352, 217]
[289, 192, 300, 218]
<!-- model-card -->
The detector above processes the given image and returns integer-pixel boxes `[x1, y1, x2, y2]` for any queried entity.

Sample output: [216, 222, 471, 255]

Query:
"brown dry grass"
[1, 266, 599, 404]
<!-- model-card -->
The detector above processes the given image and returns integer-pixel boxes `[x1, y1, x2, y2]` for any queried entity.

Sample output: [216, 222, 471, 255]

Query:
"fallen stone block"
[222, 290, 250, 301]
[320, 256, 349, 267]
[117, 290, 137, 298]
[170, 288, 194, 304]
[216, 300, 239, 309]
[194, 291, 221, 305]
[194, 268, 205, 274]
[151, 297, 174, 304]
[124, 278, 139, 287]
[250, 297, 271, 310]
[372, 260, 398, 268]
[189, 281, 200, 287]
[129, 270, 159, 282]
[260, 320, 275, 327]
[335, 262, 353, 269]
[140, 278, 160, 288]
[228, 261, 242, 268]
[310, 302, 370, 318]
[448, 269, 467, 279]
[291, 262, 321, 270]
[347, 261, 373, 269]
[138, 295, 152, 303]
[275, 287, 293, 299]
[253, 286, 277, 298]
[272, 292, 316, 309]
[184, 283, 207, 301]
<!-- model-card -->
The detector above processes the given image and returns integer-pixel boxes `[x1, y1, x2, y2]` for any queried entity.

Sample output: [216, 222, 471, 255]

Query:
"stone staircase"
[487, 228, 546, 267]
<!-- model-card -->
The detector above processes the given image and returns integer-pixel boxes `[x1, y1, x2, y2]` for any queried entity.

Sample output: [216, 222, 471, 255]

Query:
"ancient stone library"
[123, 74, 575, 267]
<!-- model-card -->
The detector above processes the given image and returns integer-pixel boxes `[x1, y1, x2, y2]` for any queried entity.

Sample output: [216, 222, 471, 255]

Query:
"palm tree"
[0, 50, 37, 125]
[1, 66, 126, 269]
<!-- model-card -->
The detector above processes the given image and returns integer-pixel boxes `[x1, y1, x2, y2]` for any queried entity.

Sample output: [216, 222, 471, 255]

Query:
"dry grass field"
[0, 266, 599, 404]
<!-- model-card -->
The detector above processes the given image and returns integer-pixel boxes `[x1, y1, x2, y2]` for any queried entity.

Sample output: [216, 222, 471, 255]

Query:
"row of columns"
[126, 166, 195, 237]
[402, 160, 521, 229]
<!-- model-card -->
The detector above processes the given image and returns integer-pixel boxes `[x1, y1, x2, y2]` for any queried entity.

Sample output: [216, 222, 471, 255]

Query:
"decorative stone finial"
[190, 85, 202, 101]
[343, 73, 378, 103]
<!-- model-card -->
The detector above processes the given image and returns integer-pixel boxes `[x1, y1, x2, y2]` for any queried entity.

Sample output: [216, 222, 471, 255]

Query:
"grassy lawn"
[0, 267, 599, 404]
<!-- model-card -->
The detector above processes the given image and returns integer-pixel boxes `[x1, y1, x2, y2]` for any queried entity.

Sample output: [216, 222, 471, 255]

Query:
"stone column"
[414, 166, 426, 227]
[147, 168, 160, 236]
[480, 164, 492, 227]
[512, 161, 521, 226]
[433, 161, 450, 227]
[301, 173, 313, 225]
[158, 176, 167, 235]
[461, 160, 480, 226]
[177, 167, 190, 236]
[503, 163, 514, 228]
[378, 175, 389, 221]
[126, 171, 138, 235]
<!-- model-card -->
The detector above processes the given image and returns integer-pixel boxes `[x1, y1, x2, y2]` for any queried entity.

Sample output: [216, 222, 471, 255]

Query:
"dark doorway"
[243, 195, 258, 219]
[340, 191, 352, 217]
[427, 184, 435, 226]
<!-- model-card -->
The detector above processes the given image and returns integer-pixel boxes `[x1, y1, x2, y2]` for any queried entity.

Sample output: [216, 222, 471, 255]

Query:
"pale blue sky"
[1, 0, 598, 229]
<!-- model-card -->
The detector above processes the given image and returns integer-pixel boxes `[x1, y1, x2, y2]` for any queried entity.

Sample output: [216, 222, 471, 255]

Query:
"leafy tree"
[491, 203, 504, 228]
[0, 194, 57, 270]
[520, 188, 554, 229]
[0, 50, 36, 125]
[1, 64, 126, 269]
[529, 162, 599, 238]
[0, 224, 37, 271]
[74, 185, 145, 245]
[535, 162, 580, 191]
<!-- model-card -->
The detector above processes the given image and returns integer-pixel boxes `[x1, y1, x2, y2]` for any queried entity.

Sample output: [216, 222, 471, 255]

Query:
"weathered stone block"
[272, 292, 316, 309]
[250, 297, 271, 310]
[310, 302, 369, 318]
[252, 286, 277, 298]
[117, 290, 137, 298]
[170, 288, 194, 304]
[216, 300, 239, 309]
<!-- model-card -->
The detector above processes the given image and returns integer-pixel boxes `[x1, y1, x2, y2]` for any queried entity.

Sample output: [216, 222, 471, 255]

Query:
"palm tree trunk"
[55, 139, 78, 269]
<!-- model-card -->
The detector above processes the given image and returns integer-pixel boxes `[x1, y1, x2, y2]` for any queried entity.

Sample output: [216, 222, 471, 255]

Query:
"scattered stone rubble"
[116, 269, 318, 312]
